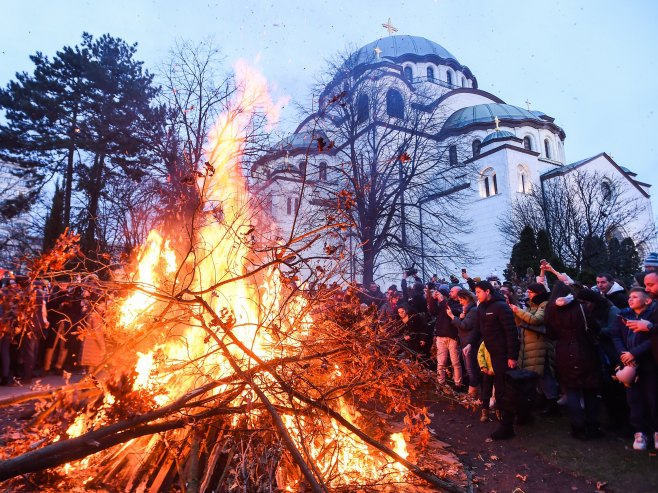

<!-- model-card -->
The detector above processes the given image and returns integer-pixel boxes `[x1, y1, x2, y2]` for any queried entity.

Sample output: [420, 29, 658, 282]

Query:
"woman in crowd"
[545, 281, 603, 439]
[447, 289, 481, 397]
[509, 283, 559, 419]
[396, 303, 429, 359]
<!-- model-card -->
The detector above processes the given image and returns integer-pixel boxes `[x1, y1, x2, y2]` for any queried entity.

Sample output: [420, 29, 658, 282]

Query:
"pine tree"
[42, 183, 66, 252]
[618, 237, 641, 286]
[608, 237, 622, 277]
[581, 234, 609, 276]
[509, 225, 539, 279]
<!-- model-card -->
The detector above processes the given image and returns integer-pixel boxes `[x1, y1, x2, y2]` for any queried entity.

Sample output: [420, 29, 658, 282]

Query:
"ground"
[424, 389, 658, 493]
[1, 377, 658, 492]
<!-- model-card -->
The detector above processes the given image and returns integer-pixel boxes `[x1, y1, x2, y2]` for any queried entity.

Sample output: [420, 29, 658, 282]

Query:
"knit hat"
[526, 282, 547, 294]
[438, 284, 450, 296]
[643, 252, 658, 270]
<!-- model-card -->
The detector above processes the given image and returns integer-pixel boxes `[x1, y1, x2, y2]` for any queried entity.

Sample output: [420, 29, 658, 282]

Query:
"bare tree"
[285, 50, 474, 285]
[500, 169, 655, 271]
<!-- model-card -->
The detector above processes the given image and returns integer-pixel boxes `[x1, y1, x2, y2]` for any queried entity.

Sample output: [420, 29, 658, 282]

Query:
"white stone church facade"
[250, 34, 655, 285]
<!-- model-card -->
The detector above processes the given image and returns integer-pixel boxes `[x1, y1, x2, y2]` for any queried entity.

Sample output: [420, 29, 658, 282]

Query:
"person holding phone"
[610, 288, 657, 450]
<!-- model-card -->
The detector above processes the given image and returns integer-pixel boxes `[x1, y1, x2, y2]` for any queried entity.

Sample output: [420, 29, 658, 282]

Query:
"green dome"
[443, 103, 542, 132]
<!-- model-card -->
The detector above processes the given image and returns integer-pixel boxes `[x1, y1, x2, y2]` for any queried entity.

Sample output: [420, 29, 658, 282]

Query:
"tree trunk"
[82, 152, 105, 252]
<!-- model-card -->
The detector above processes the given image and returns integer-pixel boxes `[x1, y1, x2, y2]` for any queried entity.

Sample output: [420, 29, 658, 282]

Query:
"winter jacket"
[476, 293, 519, 364]
[427, 292, 459, 339]
[450, 303, 481, 348]
[610, 304, 656, 371]
[514, 292, 553, 375]
[545, 297, 602, 389]
[398, 313, 430, 355]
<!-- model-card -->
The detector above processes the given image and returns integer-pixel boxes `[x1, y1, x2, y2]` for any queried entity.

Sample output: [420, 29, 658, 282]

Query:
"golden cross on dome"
[525, 99, 532, 111]
[374, 46, 382, 58]
[494, 116, 501, 131]
[382, 18, 398, 36]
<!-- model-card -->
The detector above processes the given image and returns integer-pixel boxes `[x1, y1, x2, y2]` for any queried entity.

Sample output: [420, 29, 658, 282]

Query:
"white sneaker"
[633, 432, 647, 451]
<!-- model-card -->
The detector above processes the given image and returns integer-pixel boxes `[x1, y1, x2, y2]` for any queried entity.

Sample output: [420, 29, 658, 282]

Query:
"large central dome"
[349, 35, 460, 67]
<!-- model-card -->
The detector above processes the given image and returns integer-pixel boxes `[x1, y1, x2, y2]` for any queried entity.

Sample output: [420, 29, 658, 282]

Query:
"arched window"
[286, 197, 292, 215]
[298, 161, 306, 176]
[523, 136, 533, 151]
[472, 139, 481, 157]
[461, 77, 466, 87]
[446, 70, 453, 86]
[427, 66, 435, 81]
[319, 161, 327, 181]
[480, 167, 498, 198]
[356, 94, 369, 123]
[601, 180, 612, 201]
[544, 138, 552, 159]
[517, 165, 531, 193]
[386, 89, 404, 119]
[404, 66, 413, 81]
[449, 145, 458, 167]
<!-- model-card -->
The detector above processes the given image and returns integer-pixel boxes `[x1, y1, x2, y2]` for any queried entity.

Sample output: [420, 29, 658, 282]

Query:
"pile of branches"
[0, 229, 466, 493]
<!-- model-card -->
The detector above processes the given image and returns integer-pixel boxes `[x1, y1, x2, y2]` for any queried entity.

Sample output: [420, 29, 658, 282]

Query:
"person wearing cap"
[474, 280, 520, 440]
[427, 284, 463, 388]
[643, 252, 658, 273]
[509, 283, 559, 419]
[610, 287, 657, 450]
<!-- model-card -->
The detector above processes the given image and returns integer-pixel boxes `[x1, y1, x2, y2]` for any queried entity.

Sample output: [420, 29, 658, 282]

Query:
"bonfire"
[0, 62, 465, 493]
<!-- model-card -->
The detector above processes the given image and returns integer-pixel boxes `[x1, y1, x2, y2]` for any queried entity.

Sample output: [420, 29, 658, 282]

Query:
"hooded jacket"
[514, 291, 554, 374]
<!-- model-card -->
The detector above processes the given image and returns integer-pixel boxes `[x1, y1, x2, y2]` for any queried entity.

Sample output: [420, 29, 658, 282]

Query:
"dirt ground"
[425, 391, 658, 493]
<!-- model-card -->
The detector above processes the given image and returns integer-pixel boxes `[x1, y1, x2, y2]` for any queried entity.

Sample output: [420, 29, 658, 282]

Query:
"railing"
[409, 76, 462, 89]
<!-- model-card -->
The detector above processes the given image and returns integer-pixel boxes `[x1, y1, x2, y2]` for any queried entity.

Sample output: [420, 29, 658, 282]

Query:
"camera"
[404, 266, 418, 277]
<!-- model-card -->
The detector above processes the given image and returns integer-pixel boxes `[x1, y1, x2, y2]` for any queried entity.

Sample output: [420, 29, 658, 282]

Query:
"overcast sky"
[2, 0, 656, 198]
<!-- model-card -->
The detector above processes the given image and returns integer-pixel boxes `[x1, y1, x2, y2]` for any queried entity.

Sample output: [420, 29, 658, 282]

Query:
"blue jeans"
[565, 387, 599, 429]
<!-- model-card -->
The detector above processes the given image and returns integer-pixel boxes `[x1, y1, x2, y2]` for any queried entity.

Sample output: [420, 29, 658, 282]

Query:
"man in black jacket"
[475, 280, 520, 440]
[626, 272, 658, 363]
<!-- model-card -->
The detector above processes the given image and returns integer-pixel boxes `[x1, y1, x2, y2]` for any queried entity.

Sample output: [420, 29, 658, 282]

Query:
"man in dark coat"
[595, 273, 628, 310]
[475, 280, 520, 440]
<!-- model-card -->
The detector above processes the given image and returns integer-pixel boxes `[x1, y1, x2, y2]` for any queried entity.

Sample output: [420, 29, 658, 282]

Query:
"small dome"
[443, 103, 542, 132]
[348, 35, 459, 68]
[482, 130, 515, 145]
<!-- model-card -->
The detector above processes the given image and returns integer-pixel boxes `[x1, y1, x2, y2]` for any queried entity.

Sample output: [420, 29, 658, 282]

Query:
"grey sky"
[2, 0, 656, 198]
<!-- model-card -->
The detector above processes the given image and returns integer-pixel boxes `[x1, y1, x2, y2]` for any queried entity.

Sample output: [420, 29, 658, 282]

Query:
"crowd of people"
[0, 274, 106, 386]
[3, 251, 658, 452]
[331, 252, 658, 448]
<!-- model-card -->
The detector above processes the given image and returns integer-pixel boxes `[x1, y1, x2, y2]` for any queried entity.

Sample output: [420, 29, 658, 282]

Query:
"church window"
[523, 136, 533, 151]
[356, 94, 369, 123]
[517, 165, 531, 193]
[544, 138, 552, 159]
[286, 197, 292, 215]
[294, 198, 299, 211]
[480, 167, 498, 198]
[427, 66, 435, 81]
[386, 89, 404, 118]
[472, 139, 481, 157]
[601, 180, 612, 201]
[446, 70, 453, 86]
[298, 161, 306, 175]
[404, 66, 413, 81]
[319, 161, 327, 181]
[449, 145, 458, 166]
[461, 77, 466, 87]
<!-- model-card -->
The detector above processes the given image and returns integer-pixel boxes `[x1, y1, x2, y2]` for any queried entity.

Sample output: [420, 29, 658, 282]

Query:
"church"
[250, 33, 655, 285]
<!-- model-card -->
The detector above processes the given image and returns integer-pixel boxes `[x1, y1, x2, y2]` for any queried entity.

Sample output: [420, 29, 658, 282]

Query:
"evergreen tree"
[608, 237, 622, 277]
[0, 32, 166, 255]
[581, 234, 609, 276]
[618, 237, 641, 286]
[509, 225, 539, 279]
[42, 183, 66, 252]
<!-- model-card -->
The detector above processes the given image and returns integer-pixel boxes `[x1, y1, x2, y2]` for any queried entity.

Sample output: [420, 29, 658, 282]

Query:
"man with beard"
[475, 280, 520, 439]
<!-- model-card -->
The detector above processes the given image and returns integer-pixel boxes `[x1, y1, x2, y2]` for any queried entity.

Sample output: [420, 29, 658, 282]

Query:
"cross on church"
[494, 116, 501, 130]
[382, 18, 398, 36]
[525, 99, 532, 111]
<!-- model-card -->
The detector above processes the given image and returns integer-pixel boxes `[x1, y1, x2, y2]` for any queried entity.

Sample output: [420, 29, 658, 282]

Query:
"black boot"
[541, 399, 561, 417]
[491, 411, 515, 440]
